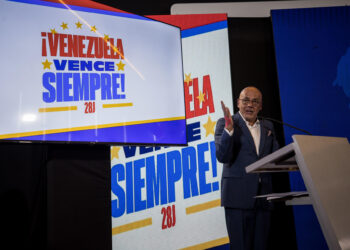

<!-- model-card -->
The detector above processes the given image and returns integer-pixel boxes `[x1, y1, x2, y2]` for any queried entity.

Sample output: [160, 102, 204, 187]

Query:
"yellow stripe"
[103, 103, 133, 108]
[186, 199, 221, 215]
[38, 106, 77, 112]
[112, 218, 152, 235]
[181, 237, 229, 250]
[0, 116, 186, 139]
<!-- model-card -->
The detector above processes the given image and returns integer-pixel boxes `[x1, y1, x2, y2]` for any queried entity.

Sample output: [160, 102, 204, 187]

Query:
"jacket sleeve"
[214, 117, 234, 163]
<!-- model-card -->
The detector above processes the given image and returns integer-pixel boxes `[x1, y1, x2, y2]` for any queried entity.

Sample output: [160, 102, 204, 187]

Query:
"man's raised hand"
[221, 101, 233, 132]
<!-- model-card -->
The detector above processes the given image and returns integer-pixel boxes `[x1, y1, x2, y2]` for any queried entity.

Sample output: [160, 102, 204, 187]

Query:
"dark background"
[0, 0, 297, 249]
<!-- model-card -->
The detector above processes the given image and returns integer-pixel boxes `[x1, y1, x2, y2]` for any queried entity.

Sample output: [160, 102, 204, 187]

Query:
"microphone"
[258, 116, 312, 135]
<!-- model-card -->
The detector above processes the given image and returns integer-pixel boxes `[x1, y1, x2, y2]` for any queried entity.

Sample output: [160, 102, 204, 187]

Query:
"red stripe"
[147, 14, 227, 30]
[42, 1, 227, 29]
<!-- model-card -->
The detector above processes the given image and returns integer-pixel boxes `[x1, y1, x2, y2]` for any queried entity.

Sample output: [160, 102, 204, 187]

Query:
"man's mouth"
[245, 110, 254, 115]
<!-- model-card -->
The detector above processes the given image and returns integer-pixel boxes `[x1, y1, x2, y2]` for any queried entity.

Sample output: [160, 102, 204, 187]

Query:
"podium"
[245, 135, 350, 250]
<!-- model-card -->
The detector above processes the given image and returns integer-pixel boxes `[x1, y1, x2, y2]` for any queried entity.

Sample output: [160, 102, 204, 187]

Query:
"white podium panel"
[246, 135, 350, 250]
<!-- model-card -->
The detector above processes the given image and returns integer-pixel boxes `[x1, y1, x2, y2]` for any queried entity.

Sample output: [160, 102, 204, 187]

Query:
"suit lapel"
[259, 120, 267, 156]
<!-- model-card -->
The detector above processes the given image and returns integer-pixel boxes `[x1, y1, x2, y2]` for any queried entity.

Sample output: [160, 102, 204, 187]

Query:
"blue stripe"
[8, 0, 151, 21]
[181, 20, 227, 38]
[10, 119, 187, 145]
[271, 6, 350, 250]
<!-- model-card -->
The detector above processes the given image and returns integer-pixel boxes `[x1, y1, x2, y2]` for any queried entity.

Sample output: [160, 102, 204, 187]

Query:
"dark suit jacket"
[215, 112, 279, 209]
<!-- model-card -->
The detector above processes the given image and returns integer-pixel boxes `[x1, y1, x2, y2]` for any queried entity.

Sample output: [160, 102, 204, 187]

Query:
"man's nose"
[247, 101, 254, 107]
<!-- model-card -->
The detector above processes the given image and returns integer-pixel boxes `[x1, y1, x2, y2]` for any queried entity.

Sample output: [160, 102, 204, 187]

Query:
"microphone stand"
[258, 116, 312, 135]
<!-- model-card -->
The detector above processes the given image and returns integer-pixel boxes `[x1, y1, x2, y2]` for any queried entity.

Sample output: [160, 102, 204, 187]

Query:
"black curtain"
[228, 17, 297, 250]
[0, 143, 111, 250]
[0, 143, 48, 250]
[46, 144, 111, 250]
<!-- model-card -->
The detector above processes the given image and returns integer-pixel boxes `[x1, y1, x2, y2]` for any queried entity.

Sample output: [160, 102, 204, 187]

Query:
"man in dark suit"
[215, 86, 279, 250]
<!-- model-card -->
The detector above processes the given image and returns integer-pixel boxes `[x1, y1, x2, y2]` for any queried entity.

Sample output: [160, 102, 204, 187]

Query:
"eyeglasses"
[239, 98, 260, 106]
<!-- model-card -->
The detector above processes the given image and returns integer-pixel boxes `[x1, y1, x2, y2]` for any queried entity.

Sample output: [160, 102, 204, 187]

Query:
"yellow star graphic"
[42, 59, 52, 69]
[111, 146, 121, 160]
[196, 90, 205, 105]
[61, 22, 68, 30]
[203, 116, 216, 137]
[75, 21, 82, 29]
[184, 73, 192, 85]
[104, 34, 109, 41]
[116, 61, 125, 71]
[91, 25, 97, 32]
[50, 28, 57, 34]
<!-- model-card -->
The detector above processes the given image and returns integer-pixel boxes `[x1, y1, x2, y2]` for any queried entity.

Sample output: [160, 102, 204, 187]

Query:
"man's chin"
[243, 114, 256, 122]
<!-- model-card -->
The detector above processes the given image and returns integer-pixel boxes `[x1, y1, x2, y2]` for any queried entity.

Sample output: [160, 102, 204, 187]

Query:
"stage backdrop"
[111, 14, 233, 249]
[272, 6, 350, 250]
[0, 0, 186, 145]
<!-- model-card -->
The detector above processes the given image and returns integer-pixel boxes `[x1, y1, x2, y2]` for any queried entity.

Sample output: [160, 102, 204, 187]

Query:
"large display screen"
[0, 0, 186, 145]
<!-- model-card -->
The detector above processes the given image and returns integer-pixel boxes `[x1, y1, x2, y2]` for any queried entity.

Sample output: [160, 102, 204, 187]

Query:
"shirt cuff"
[224, 128, 234, 136]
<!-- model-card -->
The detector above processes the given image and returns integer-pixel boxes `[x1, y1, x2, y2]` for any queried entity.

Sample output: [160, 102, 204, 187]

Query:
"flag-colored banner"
[111, 14, 232, 249]
[272, 6, 350, 250]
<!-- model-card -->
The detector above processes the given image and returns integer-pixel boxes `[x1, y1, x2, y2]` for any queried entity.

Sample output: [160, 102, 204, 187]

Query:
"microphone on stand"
[258, 116, 312, 135]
